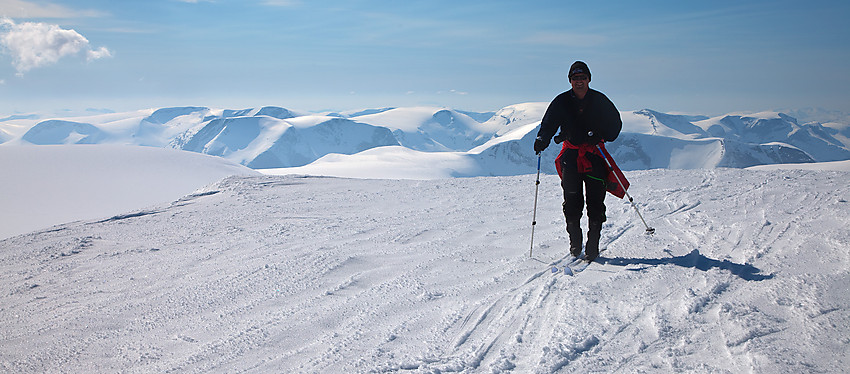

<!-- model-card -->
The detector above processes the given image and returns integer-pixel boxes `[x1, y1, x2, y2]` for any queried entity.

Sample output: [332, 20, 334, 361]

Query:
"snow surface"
[748, 160, 850, 172]
[264, 146, 479, 180]
[0, 145, 258, 240]
[1, 143, 849, 372]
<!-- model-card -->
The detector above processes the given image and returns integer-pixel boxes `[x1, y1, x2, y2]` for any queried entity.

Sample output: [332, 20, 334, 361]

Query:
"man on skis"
[533, 61, 622, 262]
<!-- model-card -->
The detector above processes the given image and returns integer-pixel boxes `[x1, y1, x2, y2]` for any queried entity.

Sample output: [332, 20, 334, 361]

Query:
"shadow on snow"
[600, 249, 774, 281]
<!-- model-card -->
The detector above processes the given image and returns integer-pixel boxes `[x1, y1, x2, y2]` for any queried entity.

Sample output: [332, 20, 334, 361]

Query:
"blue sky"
[0, 0, 848, 116]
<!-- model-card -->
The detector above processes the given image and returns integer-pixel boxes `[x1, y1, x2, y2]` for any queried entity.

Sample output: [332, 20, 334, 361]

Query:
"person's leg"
[584, 155, 608, 261]
[561, 171, 584, 257]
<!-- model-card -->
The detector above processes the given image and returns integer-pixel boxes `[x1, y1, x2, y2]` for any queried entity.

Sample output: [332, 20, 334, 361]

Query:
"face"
[570, 74, 589, 90]
[569, 74, 589, 98]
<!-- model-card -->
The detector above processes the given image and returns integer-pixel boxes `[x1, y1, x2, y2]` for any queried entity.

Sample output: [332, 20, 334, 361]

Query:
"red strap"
[554, 140, 602, 177]
[598, 143, 629, 199]
[554, 141, 629, 199]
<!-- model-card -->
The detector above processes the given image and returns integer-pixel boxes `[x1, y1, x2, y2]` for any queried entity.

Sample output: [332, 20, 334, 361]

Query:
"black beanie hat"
[569, 61, 591, 81]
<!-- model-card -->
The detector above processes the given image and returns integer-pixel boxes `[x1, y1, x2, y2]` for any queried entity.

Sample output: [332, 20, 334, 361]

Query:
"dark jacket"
[537, 88, 622, 146]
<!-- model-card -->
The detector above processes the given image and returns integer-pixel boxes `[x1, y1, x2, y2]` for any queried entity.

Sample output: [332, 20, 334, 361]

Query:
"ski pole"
[596, 144, 656, 235]
[529, 153, 542, 257]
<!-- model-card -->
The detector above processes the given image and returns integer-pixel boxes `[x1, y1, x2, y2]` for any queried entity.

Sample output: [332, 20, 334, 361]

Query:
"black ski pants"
[559, 149, 608, 223]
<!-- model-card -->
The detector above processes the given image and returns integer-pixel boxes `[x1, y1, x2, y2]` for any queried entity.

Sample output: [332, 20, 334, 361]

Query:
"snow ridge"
[3, 103, 847, 176]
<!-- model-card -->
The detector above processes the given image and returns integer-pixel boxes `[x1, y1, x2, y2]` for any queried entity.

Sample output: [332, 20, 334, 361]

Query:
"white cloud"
[0, 18, 111, 75]
[260, 0, 301, 6]
[86, 46, 111, 61]
[0, 0, 106, 18]
[522, 31, 608, 47]
[437, 89, 469, 96]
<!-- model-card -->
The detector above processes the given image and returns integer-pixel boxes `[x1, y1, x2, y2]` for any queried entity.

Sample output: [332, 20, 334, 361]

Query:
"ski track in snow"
[1, 169, 849, 373]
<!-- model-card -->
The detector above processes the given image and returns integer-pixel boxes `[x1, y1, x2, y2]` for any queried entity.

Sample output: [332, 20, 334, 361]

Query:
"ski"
[551, 255, 583, 274]
[567, 259, 592, 274]
[565, 248, 607, 275]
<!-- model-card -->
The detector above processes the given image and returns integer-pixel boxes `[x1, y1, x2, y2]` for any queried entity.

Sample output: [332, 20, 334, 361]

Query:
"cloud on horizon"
[0, 0, 106, 18]
[0, 18, 111, 75]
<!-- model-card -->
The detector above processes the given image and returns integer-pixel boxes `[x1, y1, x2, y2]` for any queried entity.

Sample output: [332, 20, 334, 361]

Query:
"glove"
[533, 136, 548, 154]
[553, 133, 565, 144]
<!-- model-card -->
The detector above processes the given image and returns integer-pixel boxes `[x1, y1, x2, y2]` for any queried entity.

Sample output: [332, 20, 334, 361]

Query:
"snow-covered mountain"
[1, 103, 848, 176]
[1, 144, 848, 372]
[348, 107, 500, 152]
[609, 109, 847, 170]
[268, 104, 850, 178]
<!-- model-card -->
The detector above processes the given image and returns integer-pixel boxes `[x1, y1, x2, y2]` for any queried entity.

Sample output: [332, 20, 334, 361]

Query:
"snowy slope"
[352, 106, 500, 152]
[485, 102, 549, 136]
[172, 115, 400, 168]
[262, 122, 557, 179]
[748, 159, 850, 171]
[695, 112, 850, 162]
[266, 146, 479, 180]
[0, 145, 258, 240]
[1, 167, 848, 372]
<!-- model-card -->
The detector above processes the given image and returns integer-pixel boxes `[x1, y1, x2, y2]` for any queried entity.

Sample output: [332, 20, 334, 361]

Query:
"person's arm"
[595, 91, 622, 142]
[534, 94, 566, 152]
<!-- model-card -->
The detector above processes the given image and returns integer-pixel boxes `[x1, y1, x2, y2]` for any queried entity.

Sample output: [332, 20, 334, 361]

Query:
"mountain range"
[2, 103, 848, 176]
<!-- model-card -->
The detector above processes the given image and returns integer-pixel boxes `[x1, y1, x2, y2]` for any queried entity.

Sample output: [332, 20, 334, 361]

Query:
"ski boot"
[566, 218, 582, 258]
[585, 220, 603, 262]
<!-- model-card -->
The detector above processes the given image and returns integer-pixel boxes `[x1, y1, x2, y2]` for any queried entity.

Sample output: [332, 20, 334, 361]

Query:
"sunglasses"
[570, 74, 589, 81]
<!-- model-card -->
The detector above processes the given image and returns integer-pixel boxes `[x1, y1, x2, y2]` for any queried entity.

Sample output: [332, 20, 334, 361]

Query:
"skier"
[533, 61, 622, 262]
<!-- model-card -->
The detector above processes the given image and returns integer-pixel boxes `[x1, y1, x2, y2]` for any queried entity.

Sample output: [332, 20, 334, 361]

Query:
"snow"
[352, 106, 494, 135]
[748, 159, 850, 171]
[351, 107, 499, 152]
[1, 144, 849, 372]
[263, 146, 479, 180]
[668, 142, 723, 169]
[0, 145, 258, 240]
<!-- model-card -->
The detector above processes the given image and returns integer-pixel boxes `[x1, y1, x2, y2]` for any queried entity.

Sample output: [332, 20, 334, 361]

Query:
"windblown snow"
[1, 147, 849, 372]
[1, 103, 849, 372]
[0, 145, 258, 240]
